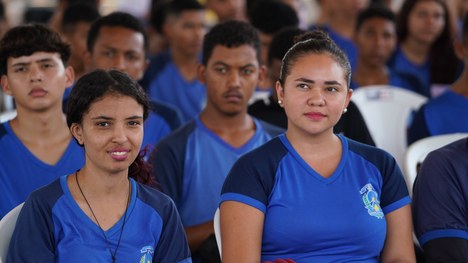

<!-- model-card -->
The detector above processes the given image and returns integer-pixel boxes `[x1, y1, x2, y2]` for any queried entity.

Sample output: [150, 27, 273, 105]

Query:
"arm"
[185, 221, 214, 252]
[220, 201, 264, 263]
[380, 205, 416, 263]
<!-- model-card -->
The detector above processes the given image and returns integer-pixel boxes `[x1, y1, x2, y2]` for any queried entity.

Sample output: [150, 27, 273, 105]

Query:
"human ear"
[70, 123, 84, 146]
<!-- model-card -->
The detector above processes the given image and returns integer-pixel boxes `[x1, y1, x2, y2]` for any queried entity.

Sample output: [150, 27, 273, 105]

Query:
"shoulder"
[346, 138, 397, 168]
[24, 178, 64, 212]
[156, 120, 197, 150]
[150, 100, 183, 130]
[424, 137, 468, 166]
[136, 183, 177, 215]
[256, 118, 285, 137]
[236, 136, 287, 168]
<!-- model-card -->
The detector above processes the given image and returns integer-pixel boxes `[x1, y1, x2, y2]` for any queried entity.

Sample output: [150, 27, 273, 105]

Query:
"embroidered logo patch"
[360, 183, 384, 219]
[139, 245, 154, 263]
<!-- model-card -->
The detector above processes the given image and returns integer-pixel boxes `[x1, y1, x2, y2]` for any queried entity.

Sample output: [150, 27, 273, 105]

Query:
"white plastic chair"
[351, 85, 427, 167]
[0, 203, 24, 263]
[0, 110, 16, 123]
[403, 133, 468, 195]
[213, 208, 222, 258]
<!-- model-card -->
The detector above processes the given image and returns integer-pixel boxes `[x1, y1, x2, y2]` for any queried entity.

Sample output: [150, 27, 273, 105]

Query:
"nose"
[111, 124, 128, 144]
[228, 71, 241, 88]
[307, 89, 325, 106]
[29, 65, 43, 82]
[113, 54, 126, 71]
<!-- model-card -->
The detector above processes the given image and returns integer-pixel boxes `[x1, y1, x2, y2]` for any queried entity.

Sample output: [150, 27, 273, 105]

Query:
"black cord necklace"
[75, 171, 131, 263]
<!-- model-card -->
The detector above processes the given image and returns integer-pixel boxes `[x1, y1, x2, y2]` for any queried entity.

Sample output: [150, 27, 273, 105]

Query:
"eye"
[96, 122, 110, 127]
[126, 53, 140, 62]
[128, 120, 141, 126]
[242, 68, 254, 75]
[296, 83, 309, 90]
[325, 87, 338, 92]
[102, 50, 115, 58]
[215, 67, 227, 74]
[42, 63, 55, 69]
[13, 66, 26, 73]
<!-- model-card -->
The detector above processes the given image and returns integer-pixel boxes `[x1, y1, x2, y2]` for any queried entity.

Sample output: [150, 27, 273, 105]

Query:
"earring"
[343, 108, 348, 113]
[278, 100, 282, 105]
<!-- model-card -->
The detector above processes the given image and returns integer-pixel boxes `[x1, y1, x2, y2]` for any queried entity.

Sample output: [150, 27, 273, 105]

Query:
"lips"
[224, 92, 243, 103]
[109, 149, 130, 161]
[304, 112, 326, 120]
[29, 88, 48, 97]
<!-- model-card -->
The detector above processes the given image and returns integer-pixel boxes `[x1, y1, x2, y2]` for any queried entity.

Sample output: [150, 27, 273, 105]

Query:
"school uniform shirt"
[221, 134, 410, 262]
[413, 137, 468, 246]
[407, 90, 468, 145]
[7, 176, 192, 263]
[147, 50, 206, 123]
[152, 116, 283, 228]
[0, 122, 84, 218]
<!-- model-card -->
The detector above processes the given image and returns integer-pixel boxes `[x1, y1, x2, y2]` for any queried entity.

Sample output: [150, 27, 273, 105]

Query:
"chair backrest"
[0, 203, 24, 263]
[0, 110, 16, 123]
[351, 85, 427, 167]
[403, 133, 468, 195]
[213, 208, 222, 258]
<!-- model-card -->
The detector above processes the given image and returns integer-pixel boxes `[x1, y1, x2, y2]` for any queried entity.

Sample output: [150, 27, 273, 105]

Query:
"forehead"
[86, 94, 143, 117]
[359, 16, 396, 31]
[166, 9, 205, 22]
[208, 44, 259, 66]
[8, 51, 62, 65]
[412, 0, 444, 12]
[93, 26, 145, 51]
[287, 53, 346, 81]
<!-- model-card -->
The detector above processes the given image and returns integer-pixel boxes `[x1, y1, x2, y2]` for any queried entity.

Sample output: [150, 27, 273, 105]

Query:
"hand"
[263, 259, 296, 263]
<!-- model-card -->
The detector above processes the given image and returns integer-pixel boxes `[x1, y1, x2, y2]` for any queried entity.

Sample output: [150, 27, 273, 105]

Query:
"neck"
[328, 14, 356, 39]
[77, 167, 130, 198]
[10, 106, 69, 141]
[286, 127, 337, 154]
[171, 50, 199, 81]
[401, 39, 430, 64]
[353, 61, 389, 86]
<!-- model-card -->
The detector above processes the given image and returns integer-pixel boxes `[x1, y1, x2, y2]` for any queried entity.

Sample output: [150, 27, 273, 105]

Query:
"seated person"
[351, 4, 423, 93]
[249, 26, 375, 146]
[407, 12, 468, 145]
[412, 136, 468, 262]
[0, 24, 84, 218]
[152, 21, 283, 262]
[85, 12, 183, 152]
[7, 69, 192, 263]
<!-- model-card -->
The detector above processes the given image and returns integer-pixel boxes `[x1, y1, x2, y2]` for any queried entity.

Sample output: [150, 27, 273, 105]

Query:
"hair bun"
[293, 30, 332, 44]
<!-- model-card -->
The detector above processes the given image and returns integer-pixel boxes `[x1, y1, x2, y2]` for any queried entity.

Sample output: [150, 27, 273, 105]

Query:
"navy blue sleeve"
[348, 139, 410, 212]
[7, 180, 62, 263]
[334, 101, 375, 146]
[407, 104, 430, 145]
[221, 138, 287, 212]
[150, 100, 183, 131]
[137, 185, 192, 263]
[151, 122, 195, 206]
[413, 140, 468, 245]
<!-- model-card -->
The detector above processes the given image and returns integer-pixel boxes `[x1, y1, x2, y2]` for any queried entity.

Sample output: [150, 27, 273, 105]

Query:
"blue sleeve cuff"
[382, 196, 411, 214]
[418, 229, 468, 246]
[220, 192, 266, 213]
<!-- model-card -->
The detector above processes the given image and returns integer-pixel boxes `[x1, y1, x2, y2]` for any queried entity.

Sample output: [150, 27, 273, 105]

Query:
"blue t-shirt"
[148, 51, 206, 123]
[413, 137, 468, 245]
[153, 116, 283, 227]
[388, 46, 430, 97]
[221, 134, 410, 262]
[408, 90, 468, 144]
[0, 122, 84, 218]
[7, 176, 192, 263]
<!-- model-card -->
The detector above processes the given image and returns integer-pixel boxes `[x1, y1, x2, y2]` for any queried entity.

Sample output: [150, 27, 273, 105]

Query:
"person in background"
[59, 3, 100, 80]
[389, 0, 460, 98]
[249, 27, 375, 145]
[152, 20, 283, 262]
[407, 11, 468, 145]
[205, 0, 247, 23]
[247, 0, 299, 100]
[85, 12, 183, 152]
[220, 30, 414, 262]
[0, 24, 84, 218]
[7, 69, 192, 263]
[412, 136, 468, 263]
[351, 4, 423, 93]
[146, 0, 207, 123]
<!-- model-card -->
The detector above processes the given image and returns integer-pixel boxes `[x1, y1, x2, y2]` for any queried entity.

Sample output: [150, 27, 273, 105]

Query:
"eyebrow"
[294, 78, 343, 86]
[91, 115, 144, 120]
[11, 58, 55, 67]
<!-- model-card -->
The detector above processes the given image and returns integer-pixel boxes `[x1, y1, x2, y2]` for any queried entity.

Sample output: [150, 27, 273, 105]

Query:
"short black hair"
[61, 3, 101, 34]
[202, 20, 261, 65]
[267, 26, 306, 65]
[87, 12, 148, 52]
[356, 4, 395, 31]
[150, 0, 204, 34]
[248, 0, 299, 35]
[0, 23, 71, 76]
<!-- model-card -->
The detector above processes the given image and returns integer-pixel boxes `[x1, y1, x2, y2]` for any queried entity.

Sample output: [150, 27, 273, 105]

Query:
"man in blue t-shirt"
[145, 0, 207, 123]
[0, 24, 84, 218]
[152, 20, 283, 261]
[85, 12, 183, 153]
